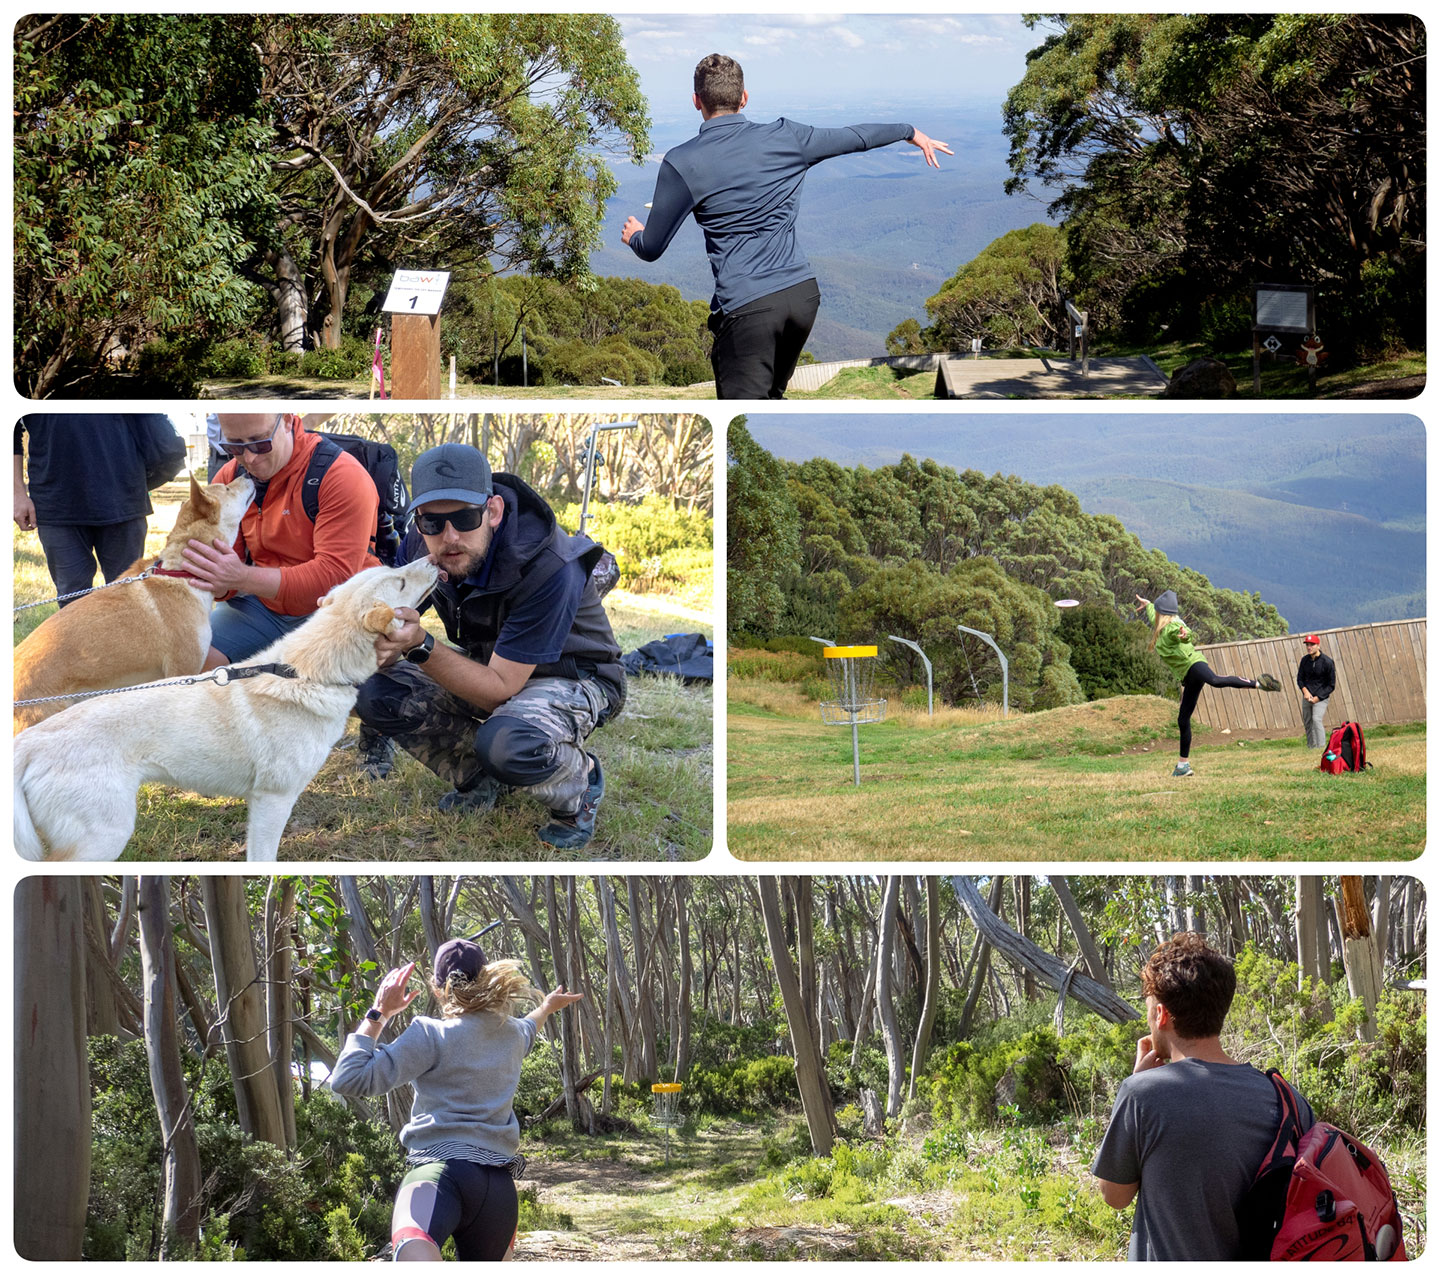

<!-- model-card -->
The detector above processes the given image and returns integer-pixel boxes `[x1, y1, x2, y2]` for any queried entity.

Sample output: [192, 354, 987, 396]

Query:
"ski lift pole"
[578, 419, 639, 538]
[955, 625, 1009, 717]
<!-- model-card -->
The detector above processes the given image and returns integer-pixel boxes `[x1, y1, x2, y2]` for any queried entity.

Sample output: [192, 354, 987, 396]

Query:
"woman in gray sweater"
[330, 937, 581, 1260]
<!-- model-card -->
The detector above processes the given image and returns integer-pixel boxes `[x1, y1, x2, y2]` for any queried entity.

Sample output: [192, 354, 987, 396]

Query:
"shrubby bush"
[685, 1055, 799, 1116]
[86, 1036, 404, 1260]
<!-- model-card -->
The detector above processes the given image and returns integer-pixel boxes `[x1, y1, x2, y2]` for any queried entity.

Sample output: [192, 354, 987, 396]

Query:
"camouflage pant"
[354, 664, 608, 814]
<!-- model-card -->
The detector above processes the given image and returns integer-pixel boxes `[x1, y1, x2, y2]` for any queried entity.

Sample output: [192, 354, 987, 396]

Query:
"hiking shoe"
[1172, 761, 1194, 778]
[438, 774, 508, 814]
[1257, 673, 1282, 692]
[537, 755, 604, 851]
[357, 728, 396, 780]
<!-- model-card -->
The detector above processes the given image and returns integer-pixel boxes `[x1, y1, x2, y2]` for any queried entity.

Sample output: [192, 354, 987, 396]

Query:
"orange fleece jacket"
[215, 425, 380, 616]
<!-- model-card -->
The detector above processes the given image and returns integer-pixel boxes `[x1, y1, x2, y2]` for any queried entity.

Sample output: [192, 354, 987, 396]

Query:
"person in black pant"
[622, 53, 951, 399]
[1296, 633, 1337, 749]
[14, 415, 186, 605]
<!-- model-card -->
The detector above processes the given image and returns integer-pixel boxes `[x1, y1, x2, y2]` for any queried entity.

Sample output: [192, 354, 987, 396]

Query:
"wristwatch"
[364, 1007, 384, 1023]
[403, 632, 435, 665]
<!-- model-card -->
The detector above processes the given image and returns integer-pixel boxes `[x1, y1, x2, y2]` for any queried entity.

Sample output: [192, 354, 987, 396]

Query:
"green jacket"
[1146, 602, 1206, 680]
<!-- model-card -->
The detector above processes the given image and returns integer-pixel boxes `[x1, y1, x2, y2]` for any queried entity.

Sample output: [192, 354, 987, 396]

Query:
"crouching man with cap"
[330, 936, 582, 1260]
[354, 443, 625, 851]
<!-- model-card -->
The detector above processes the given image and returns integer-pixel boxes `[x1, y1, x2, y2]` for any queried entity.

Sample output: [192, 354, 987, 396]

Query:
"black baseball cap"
[434, 937, 488, 983]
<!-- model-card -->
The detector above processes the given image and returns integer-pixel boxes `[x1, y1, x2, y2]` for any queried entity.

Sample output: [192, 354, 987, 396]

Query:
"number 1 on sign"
[408, 296, 419, 309]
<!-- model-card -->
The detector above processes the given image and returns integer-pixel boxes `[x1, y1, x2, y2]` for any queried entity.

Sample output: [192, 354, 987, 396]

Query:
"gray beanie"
[1153, 589, 1180, 615]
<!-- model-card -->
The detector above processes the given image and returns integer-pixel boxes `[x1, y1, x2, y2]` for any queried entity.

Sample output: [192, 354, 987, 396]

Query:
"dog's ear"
[363, 603, 397, 634]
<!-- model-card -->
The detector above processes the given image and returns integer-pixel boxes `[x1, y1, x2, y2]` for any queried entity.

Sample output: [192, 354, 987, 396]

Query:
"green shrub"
[686, 1054, 799, 1116]
[298, 334, 375, 380]
[554, 495, 711, 559]
[728, 648, 818, 683]
[202, 337, 271, 379]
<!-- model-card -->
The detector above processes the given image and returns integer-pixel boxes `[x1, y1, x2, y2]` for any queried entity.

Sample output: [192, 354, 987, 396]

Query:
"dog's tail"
[13, 748, 46, 861]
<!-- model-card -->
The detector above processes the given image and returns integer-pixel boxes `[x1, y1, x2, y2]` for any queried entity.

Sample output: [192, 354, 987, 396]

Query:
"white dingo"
[14, 559, 439, 862]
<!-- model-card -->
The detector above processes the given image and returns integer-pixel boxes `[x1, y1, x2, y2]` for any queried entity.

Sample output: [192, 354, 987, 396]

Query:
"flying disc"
[1054, 598, 1080, 608]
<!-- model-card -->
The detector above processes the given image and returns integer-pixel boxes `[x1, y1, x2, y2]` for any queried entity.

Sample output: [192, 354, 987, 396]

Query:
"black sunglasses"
[219, 418, 285, 457]
[415, 505, 489, 536]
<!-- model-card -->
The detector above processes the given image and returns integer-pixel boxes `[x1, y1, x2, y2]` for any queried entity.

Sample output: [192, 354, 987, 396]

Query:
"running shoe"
[1256, 673, 1282, 691]
[1172, 761, 1194, 778]
[538, 755, 604, 850]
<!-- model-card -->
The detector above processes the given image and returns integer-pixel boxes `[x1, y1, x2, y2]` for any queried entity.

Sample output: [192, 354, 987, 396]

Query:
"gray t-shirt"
[1092, 1060, 1315, 1261]
[330, 1012, 538, 1159]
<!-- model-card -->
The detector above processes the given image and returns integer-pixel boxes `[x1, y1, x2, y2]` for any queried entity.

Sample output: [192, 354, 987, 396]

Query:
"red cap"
[1303, 634, 1320, 645]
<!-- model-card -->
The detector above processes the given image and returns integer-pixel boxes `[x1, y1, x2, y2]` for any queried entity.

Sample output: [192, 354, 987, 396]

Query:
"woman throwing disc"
[1137, 590, 1280, 777]
[330, 937, 582, 1261]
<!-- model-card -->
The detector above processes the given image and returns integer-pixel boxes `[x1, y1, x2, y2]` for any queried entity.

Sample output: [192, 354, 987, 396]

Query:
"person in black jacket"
[354, 444, 624, 851]
[1296, 633, 1337, 749]
[622, 53, 951, 399]
[14, 415, 186, 605]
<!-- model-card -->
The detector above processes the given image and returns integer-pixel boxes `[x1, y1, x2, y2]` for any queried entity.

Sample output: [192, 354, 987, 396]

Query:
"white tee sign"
[382, 270, 451, 316]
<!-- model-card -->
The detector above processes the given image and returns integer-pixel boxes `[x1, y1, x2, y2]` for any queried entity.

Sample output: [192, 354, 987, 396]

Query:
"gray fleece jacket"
[330, 1012, 538, 1157]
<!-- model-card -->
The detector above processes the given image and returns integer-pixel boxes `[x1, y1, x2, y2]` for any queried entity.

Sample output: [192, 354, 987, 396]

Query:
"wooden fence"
[1195, 619, 1426, 735]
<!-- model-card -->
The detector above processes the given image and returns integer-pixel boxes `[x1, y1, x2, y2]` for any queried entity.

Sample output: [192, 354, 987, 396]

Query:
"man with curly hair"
[1092, 932, 1315, 1260]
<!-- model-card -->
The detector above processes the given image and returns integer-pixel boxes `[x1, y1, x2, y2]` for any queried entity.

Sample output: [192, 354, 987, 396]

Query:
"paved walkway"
[935, 355, 1168, 398]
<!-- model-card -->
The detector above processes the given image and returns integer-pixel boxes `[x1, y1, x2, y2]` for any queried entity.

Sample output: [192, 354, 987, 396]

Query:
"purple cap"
[434, 938, 488, 983]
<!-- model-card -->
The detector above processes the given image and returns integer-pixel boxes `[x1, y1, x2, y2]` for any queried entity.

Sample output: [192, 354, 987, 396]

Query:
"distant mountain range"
[745, 414, 1425, 633]
[589, 102, 1052, 359]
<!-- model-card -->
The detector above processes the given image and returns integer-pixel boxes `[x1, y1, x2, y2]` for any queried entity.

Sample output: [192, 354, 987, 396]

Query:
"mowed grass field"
[728, 681, 1424, 861]
[14, 487, 714, 863]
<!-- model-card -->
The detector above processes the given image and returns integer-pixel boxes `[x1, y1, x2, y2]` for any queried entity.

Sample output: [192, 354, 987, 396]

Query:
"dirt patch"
[1120, 725, 1298, 755]
[1325, 374, 1424, 399]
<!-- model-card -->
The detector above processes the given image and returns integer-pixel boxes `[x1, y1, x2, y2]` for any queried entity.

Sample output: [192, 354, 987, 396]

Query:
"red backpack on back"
[1238, 1070, 1407, 1260]
[1319, 721, 1371, 775]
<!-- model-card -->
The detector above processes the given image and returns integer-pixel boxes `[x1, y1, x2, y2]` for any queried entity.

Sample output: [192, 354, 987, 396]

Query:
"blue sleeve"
[628, 159, 696, 262]
[493, 560, 586, 666]
[790, 119, 914, 166]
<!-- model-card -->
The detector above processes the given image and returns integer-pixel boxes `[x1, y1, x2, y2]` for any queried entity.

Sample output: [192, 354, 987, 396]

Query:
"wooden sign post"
[381, 269, 451, 398]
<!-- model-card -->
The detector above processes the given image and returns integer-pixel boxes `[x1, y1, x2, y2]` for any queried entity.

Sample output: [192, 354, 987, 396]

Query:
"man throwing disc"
[622, 53, 951, 400]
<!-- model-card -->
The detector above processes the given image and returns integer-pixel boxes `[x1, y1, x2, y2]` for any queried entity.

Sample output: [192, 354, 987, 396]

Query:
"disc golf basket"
[820, 645, 887, 786]
[651, 1083, 683, 1164]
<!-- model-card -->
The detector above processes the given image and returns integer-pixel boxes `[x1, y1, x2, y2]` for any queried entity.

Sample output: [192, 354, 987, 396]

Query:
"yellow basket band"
[823, 645, 878, 658]
[651, 1082, 684, 1093]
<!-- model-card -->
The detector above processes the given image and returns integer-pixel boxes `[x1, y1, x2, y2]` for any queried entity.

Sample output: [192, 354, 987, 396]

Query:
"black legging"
[393, 1160, 517, 1260]
[1178, 661, 1255, 758]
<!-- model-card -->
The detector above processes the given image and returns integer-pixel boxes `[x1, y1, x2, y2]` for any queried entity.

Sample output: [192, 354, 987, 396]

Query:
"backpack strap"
[300, 435, 342, 526]
[1257, 1069, 1303, 1177]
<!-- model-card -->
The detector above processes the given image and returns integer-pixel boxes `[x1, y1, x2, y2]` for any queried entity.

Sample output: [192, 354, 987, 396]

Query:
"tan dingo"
[13, 472, 256, 732]
[14, 558, 439, 862]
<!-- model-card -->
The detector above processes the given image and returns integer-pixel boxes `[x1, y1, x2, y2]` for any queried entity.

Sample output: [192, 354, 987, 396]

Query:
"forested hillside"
[729, 421, 1286, 710]
[746, 414, 1424, 634]
[18, 875, 1424, 1261]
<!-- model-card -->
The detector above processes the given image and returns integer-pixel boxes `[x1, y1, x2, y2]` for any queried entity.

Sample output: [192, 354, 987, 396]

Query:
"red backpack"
[1319, 721, 1371, 774]
[1238, 1070, 1407, 1260]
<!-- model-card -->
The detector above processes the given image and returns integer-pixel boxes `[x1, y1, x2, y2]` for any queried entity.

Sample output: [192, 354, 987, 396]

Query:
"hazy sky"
[619, 14, 1039, 127]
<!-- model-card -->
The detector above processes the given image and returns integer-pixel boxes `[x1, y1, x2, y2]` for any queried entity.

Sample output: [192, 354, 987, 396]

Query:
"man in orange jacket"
[184, 413, 380, 667]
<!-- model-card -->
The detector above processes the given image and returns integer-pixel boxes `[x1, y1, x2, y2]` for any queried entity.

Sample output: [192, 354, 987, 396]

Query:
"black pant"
[1178, 661, 1255, 757]
[36, 518, 147, 606]
[708, 279, 821, 399]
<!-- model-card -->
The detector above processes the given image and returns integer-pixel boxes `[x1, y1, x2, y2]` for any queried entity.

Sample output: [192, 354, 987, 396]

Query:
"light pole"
[887, 634, 933, 715]
[956, 624, 1009, 717]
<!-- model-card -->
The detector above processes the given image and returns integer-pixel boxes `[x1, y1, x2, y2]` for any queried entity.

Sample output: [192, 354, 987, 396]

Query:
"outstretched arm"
[794, 121, 950, 168]
[624, 161, 695, 261]
[526, 986, 584, 1030]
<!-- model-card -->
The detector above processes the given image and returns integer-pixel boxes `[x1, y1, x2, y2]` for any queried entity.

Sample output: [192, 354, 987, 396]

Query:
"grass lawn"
[200, 374, 719, 401]
[727, 683, 1424, 860]
[15, 491, 714, 863]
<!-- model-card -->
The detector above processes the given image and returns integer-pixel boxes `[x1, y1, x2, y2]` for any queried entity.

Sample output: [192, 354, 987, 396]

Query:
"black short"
[393, 1160, 518, 1261]
[708, 279, 822, 399]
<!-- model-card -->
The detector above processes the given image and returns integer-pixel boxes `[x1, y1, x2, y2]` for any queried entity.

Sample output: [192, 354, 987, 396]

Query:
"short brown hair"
[694, 54, 744, 113]
[1140, 932, 1236, 1039]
